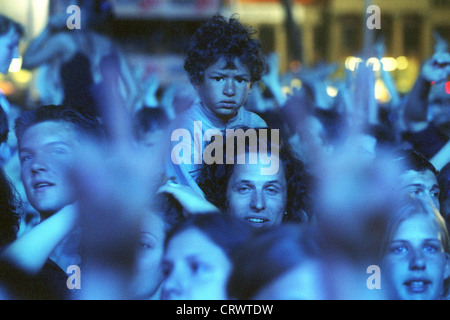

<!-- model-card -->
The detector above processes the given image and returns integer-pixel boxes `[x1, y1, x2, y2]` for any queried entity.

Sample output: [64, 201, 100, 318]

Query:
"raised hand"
[421, 51, 450, 83]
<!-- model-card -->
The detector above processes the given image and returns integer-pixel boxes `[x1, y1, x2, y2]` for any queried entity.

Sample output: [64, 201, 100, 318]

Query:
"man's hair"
[0, 14, 24, 37]
[197, 127, 313, 223]
[392, 148, 438, 176]
[14, 105, 105, 147]
[184, 14, 266, 85]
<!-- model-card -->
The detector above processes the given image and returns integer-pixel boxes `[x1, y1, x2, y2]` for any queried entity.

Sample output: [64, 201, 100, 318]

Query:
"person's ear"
[444, 252, 450, 279]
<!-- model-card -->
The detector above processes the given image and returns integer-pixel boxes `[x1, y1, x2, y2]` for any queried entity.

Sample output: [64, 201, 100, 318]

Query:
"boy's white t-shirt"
[165, 101, 267, 196]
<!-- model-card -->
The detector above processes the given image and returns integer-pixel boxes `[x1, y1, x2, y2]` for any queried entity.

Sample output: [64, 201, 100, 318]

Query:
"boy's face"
[19, 121, 80, 219]
[195, 57, 253, 122]
[0, 28, 20, 74]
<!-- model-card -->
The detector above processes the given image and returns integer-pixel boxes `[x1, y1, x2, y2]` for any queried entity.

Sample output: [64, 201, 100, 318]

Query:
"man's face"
[0, 28, 20, 74]
[226, 153, 287, 229]
[19, 121, 79, 218]
[400, 169, 440, 210]
[195, 57, 253, 122]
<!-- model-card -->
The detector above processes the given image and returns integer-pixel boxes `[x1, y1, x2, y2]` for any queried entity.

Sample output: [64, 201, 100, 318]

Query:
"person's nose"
[223, 78, 235, 97]
[30, 154, 49, 174]
[409, 249, 426, 271]
[250, 190, 266, 212]
[162, 266, 187, 299]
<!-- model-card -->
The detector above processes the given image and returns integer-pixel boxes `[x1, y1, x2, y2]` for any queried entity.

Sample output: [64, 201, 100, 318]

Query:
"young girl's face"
[161, 227, 232, 300]
[196, 57, 252, 122]
[382, 214, 450, 300]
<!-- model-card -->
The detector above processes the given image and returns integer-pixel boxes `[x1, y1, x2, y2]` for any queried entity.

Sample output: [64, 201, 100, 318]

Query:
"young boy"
[166, 15, 267, 196]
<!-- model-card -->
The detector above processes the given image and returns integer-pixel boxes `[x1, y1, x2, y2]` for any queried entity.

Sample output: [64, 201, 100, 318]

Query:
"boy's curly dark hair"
[197, 127, 313, 224]
[184, 14, 266, 85]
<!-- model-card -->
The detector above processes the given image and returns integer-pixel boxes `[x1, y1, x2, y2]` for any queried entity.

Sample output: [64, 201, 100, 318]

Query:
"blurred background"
[0, 0, 449, 110]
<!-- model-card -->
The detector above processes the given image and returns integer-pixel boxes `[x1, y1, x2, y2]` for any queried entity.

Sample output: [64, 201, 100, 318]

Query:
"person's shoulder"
[238, 108, 267, 127]
[169, 102, 204, 129]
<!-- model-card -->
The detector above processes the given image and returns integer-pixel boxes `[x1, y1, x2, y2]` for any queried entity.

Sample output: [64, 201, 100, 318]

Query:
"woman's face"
[225, 153, 287, 229]
[253, 259, 325, 300]
[382, 214, 450, 300]
[162, 227, 232, 300]
[128, 211, 166, 300]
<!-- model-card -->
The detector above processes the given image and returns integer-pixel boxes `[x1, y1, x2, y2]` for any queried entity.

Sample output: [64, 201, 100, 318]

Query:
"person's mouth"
[220, 101, 237, 108]
[244, 216, 270, 228]
[33, 181, 55, 192]
[403, 278, 431, 294]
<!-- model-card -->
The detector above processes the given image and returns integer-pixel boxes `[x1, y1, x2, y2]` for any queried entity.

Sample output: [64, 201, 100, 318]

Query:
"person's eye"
[237, 185, 252, 194]
[390, 244, 408, 255]
[431, 190, 440, 198]
[265, 186, 281, 195]
[236, 77, 248, 84]
[53, 148, 67, 155]
[424, 243, 441, 253]
[211, 76, 224, 82]
[189, 261, 207, 275]
[410, 189, 424, 196]
[20, 154, 33, 163]
[138, 241, 153, 250]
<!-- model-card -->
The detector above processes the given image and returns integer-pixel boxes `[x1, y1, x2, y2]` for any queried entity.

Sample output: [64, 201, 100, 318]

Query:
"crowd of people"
[0, 0, 450, 300]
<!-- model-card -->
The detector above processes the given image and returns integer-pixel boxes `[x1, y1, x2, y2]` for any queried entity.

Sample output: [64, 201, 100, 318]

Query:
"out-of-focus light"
[366, 57, 381, 71]
[11, 70, 33, 84]
[326, 85, 338, 97]
[446, 81, 450, 94]
[8, 57, 22, 73]
[345, 56, 363, 71]
[0, 82, 15, 95]
[291, 78, 302, 90]
[396, 56, 409, 70]
[289, 60, 302, 73]
[282, 86, 292, 97]
[381, 57, 398, 72]
[346, 56, 408, 72]
[375, 79, 391, 103]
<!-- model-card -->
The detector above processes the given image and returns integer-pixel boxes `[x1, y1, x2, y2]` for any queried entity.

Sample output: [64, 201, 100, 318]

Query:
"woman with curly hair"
[166, 14, 268, 196]
[197, 127, 313, 228]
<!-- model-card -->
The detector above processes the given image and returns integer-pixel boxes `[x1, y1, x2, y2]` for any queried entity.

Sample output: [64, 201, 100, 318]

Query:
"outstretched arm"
[22, 15, 74, 70]
[158, 180, 220, 216]
[403, 52, 450, 126]
[0, 203, 78, 275]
